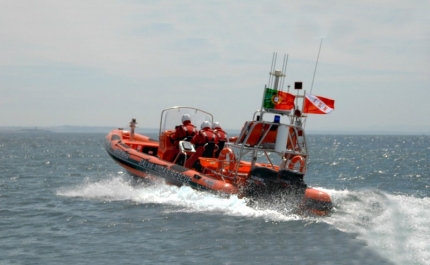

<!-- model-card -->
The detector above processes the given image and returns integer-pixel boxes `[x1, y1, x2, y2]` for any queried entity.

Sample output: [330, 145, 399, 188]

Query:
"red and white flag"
[303, 93, 335, 114]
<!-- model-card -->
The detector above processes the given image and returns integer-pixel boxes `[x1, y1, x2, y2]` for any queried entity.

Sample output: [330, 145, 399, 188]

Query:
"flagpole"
[302, 90, 307, 128]
[310, 39, 323, 95]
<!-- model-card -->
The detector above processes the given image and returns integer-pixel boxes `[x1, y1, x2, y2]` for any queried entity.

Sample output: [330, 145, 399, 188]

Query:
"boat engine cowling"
[243, 166, 307, 198]
[242, 166, 279, 198]
[278, 169, 307, 192]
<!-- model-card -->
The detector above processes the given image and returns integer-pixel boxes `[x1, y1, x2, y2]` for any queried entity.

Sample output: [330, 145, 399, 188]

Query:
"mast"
[272, 69, 284, 90]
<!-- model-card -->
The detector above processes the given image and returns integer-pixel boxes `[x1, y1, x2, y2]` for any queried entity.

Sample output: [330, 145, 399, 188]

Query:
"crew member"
[167, 114, 197, 162]
[170, 114, 197, 144]
[185, 121, 218, 170]
[212, 122, 227, 157]
[130, 118, 137, 141]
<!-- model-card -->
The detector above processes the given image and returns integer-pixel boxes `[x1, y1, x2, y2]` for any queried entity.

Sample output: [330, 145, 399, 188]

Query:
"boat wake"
[57, 173, 301, 222]
[323, 188, 430, 265]
[58, 175, 429, 265]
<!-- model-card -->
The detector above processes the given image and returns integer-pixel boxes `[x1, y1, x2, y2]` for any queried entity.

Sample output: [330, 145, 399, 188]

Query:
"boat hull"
[104, 130, 238, 195]
[104, 129, 332, 216]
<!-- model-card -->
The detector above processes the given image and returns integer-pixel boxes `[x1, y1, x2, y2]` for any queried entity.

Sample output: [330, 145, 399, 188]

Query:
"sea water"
[1, 133, 429, 265]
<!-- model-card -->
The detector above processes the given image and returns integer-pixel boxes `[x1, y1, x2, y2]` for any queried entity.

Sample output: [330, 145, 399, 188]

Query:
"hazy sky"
[1, 1, 429, 133]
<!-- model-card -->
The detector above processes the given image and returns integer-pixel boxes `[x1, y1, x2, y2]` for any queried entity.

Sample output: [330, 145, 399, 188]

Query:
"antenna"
[280, 54, 288, 91]
[310, 39, 323, 94]
[268, 52, 277, 87]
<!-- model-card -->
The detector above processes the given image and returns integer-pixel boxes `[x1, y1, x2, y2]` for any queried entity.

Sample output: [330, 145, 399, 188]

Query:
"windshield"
[159, 107, 214, 134]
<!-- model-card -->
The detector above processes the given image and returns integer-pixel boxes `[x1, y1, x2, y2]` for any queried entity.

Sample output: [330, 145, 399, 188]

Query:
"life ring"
[288, 155, 305, 173]
[217, 147, 236, 171]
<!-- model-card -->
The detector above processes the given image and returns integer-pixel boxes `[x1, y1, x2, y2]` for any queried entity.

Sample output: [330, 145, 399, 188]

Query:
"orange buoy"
[217, 147, 236, 172]
[288, 155, 305, 173]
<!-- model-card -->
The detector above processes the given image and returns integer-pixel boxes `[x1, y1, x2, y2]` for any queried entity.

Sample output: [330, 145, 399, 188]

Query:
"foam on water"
[58, 176, 429, 265]
[323, 188, 430, 265]
[57, 174, 299, 222]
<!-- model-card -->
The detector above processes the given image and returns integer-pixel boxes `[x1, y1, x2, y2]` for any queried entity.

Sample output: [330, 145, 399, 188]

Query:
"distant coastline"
[0, 126, 428, 136]
[0, 126, 159, 134]
[0, 127, 54, 133]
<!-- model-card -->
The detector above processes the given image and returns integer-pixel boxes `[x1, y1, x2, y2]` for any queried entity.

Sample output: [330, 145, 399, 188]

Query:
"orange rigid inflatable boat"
[105, 55, 334, 216]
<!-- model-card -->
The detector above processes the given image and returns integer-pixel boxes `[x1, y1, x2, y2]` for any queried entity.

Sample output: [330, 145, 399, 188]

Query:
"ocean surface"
[1, 132, 429, 265]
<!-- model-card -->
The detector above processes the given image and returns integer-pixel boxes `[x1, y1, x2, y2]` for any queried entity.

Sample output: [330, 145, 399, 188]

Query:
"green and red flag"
[263, 88, 295, 111]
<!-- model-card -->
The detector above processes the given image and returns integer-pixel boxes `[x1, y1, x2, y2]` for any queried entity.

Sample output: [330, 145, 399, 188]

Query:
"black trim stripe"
[105, 140, 212, 192]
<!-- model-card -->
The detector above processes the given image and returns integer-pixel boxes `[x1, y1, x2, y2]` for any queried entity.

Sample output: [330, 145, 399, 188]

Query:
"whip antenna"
[310, 39, 323, 94]
[280, 54, 288, 91]
[268, 52, 277, 86]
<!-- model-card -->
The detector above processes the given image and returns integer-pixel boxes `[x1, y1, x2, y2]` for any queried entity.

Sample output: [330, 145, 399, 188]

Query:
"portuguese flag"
[263, 88, 295, 111]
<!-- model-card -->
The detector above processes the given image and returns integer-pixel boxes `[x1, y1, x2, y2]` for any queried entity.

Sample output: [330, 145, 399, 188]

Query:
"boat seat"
[214, 140, 225, 157]
[201, 142, 217, 158]
[238, 122, 278, 147]
[262, 125, 278, 143]
[245, 123, 264, 146]
[236, 122, 263, 146]
[173, 141, 195, 165]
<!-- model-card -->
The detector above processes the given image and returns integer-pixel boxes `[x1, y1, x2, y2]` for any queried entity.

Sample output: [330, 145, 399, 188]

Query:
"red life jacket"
[173, 121, 196, 142]
[181, 124, 197, 138]
[194, 129, 218, 148]
[201, 130, 217, 143]
[213, 129, 227, 142]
